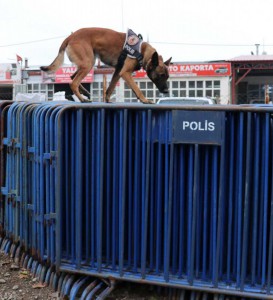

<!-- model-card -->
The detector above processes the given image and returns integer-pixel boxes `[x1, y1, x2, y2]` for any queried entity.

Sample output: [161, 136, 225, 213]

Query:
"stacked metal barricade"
[1, 100, 273, 299]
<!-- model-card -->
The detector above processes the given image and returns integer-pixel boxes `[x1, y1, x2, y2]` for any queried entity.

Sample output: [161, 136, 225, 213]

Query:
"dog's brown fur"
[41, 27, 172, 103]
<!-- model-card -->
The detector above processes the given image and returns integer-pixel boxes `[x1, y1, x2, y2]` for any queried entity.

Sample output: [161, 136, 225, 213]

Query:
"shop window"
[179, 90, 186, 97]
[189, 90, 195, 97]
[172, 81, 179, 89]
[147, 82, 153, 89]
[140, 82, 146, 89]
[214, 81, 220, 88]
[91, 82, 115, 102]
[48, 84, 54, 91]
[197, 81, 203, 88]
[48, 91, 53, 99]
[147, 90, 154, 98]
[93, 82, 99, 89]
[214, 90, 220, 97]
[26, 83, 54, 100]
[173, 90, 179, 97]
[197, 90, 203, 97]
[124, 91, 131, 98]
[189, 81, 195, 88]
[206, 90, 212, 97]
[40, 84, 47, 91]
[33, 84, 39, 92]
[125, 80, 155, 102]
[206, 81, 212, 88]
[180, 81, 186, 88]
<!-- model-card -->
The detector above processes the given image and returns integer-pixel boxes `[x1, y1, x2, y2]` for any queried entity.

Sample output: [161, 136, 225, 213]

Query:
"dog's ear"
[151, 52, 159, 67]
[164, 57, 172, 66]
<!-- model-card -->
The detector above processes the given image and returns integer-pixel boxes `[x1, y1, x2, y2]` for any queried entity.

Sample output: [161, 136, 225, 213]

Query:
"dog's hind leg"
[70, 66, 92, 102]
[66, 44, 95, 102]
[71, 71, 91, 98]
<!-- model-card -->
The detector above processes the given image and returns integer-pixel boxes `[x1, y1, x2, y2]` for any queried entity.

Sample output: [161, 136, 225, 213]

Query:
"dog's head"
[146, 52, 172, 94]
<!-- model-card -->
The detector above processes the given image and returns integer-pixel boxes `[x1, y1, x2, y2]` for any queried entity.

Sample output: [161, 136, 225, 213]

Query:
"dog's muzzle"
[160, 87, 169, 94]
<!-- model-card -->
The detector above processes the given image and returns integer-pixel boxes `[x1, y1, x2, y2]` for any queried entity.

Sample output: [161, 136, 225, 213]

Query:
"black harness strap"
[117, 29, 144, 71]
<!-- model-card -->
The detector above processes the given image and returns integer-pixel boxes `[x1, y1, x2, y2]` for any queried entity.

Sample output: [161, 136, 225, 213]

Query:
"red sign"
[43, 66, 94, 83]
[133, 62, 231, 78]
[55, 67, 94, 83]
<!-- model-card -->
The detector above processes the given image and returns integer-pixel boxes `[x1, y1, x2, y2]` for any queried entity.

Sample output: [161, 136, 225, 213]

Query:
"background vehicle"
[156, 97, 216, 105]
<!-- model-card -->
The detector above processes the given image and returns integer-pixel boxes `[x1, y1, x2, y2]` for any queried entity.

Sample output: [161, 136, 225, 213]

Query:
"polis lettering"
[182, 120, 215, 131]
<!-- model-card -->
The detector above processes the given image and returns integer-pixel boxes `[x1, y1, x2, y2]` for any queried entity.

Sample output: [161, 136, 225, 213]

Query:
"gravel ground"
[0, 252, 56, 300]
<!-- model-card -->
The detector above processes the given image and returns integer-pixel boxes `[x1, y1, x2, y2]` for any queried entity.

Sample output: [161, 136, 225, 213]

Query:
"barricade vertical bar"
[27, 104, 38, 253]
[91, 111, 96, 267]
[261, 112, 270, 286]
[211, 147, 218, 286]
[56, 107, 64, 271]
[84, 111, 91, 265]
[141, 109, 151, 279]
[202, 148, 209, 280]
[140, 110, 147, 278]
[235, 112, 244, 288]
[97, 109, 105, 272]
[105, 111, 111, 266]
[149, 112, 155, 272]
[187, 145, 194, 281]
[155, 115, 163, 274]
[76, 109, 83, 269]
[71, 112, 76, 263]
[178, 145, 185, 278]
[127, 112, 133, 269]
[119, 109, 127, 276]
[195, 146, 201, 280]
[133, 112, 140, 272]
[240, 113, 253, 291]
[112, 111, 118, 270]
[226, 113, 235, 283]
[215, 112, 226, 285]
[251, 113, 260, 285]
[266, 114, 273, 294]
[189, 144, 199, 285]
[171, 146, 179, 275]
[64, 113, 70, 260]
[163, 112, 170, 280]
[95, 109, 99, 269]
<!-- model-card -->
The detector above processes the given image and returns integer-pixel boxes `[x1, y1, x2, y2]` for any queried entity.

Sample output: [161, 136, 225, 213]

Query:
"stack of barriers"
[1, 100, 273, 299]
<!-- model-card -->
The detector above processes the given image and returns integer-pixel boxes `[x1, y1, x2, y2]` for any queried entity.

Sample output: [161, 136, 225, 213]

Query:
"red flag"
[16, 54, 22, 62]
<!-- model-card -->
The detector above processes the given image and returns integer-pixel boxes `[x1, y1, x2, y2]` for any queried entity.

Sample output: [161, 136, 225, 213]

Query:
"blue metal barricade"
[53, 104, 273, 297]
[2, 101, 273, 298]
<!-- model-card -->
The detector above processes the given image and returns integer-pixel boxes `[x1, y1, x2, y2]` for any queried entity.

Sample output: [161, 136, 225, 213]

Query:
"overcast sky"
[1, 0, 273, 66]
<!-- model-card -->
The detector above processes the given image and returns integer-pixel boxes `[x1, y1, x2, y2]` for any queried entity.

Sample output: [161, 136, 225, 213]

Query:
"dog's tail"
[40, 37, 69, 72]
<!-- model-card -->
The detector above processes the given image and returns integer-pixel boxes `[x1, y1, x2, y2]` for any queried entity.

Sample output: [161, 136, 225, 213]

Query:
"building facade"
[0, 61, 232, 104]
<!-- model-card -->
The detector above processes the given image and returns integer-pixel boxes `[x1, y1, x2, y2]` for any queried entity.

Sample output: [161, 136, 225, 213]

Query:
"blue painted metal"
[3, 102, 273, 298]
[69, 276, 90, 300]
[79, 279, 99, 300]
[97, 279, 116, 300]
[44, 267, 53, 286]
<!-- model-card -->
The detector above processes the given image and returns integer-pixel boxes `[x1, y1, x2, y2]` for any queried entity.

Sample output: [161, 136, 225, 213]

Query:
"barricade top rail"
[4, 100, 273, 112]
[59, 102, 273, 112]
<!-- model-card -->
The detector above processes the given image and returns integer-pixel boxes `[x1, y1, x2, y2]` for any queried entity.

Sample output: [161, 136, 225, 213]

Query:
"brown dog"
[41, 27, 172, 103]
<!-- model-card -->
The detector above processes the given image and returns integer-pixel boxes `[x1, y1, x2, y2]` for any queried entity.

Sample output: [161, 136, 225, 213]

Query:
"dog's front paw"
[82, 98, 92, 103]
[142, 99, 154, 104]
